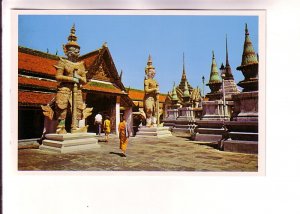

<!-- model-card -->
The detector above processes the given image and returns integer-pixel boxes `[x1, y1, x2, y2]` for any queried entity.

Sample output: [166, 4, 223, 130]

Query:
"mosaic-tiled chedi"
[232, 24, 259, 121]
[165, 82, 180, 120]
[219, 36, 240, 101]
[202, 51, 230, 120]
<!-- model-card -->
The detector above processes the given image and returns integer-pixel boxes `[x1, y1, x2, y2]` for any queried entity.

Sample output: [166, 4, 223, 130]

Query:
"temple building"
[18, 32, 134, 139]
[165, 54, 202, 111]
[163, 54, 202, 131]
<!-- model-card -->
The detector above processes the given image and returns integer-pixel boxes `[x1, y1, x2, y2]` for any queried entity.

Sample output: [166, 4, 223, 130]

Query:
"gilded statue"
[143, 55, 160, 127]
[42, 24, 92, 134]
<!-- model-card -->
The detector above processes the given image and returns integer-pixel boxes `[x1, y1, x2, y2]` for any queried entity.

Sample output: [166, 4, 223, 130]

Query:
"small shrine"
[201, 51, 229, 121]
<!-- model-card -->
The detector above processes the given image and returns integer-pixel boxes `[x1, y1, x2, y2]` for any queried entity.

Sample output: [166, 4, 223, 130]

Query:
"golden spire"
[63, 24, 80, 54]
[145, 54, 155, 75]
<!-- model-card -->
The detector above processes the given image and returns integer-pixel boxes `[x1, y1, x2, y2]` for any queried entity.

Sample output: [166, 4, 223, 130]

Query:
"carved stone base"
[223, 140, 258, 154]
[135, 126, 172, 138]
[201, 100, 230, 121]
[39, 133, 100, 153]
[232, 91, 258, 122]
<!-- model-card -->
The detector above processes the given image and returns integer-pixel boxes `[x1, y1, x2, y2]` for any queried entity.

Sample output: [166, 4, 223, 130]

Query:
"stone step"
[229, 132, 258, 141]
[45, 133, 97, 141]
[40, 142, 100, 153]
[195, 128, 224, 135]
[192, 133, 222, 142]
[136, 130, 172, 136]
[137, 127, 171, 132]
[223, 140, 258, 154]
[172, 128, 192, 134]
[135, 126, 173, 138]
[134, 133, 172, 138]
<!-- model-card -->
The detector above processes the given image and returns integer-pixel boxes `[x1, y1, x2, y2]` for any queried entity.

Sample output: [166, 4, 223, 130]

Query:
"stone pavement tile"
[18, 134, 258, 172]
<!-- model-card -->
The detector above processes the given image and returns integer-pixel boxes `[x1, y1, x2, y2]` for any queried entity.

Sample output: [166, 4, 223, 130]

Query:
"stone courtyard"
[18, 132, 258, 171]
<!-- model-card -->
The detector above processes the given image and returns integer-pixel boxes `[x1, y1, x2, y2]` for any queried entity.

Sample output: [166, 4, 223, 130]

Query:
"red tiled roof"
[128, 89, 167, 103]
[18, 52, 59, 76]
[83, 83, 124, 95]
[18, 76, 58, 89]
[80, 52, 99, 68]
[18, 49, 100, 77]
[19, 91, 55, 105]
[128, 90, 144, 101]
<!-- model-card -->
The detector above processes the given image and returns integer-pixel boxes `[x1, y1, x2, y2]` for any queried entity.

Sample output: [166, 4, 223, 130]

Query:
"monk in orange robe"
[118, 116, 130, 157]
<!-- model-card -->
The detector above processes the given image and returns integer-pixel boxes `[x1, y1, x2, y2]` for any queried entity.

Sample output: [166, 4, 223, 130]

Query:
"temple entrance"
[18, 107, 44, 139]
[85, 93, 116, 133]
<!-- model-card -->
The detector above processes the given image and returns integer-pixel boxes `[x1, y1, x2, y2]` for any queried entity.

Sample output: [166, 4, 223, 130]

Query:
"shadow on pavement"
[109, 152, 125, 157]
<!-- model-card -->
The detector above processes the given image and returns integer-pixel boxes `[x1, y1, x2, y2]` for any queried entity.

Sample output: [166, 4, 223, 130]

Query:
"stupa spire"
[178, 53, 193, 93]
[209, 51, 221, 83]
[145, 54, 155, 76]
[183, 80, 190, 97]
[182, 52, 187, 80]
[240, 23, 258, 67]
[205, 51, 222, 100]
[236, 23, 259, 92]
[171, 82, 179, 101]
[225, 34, 229, 66]
[63, 24, 80, 54]
[224, 35, 234, 80]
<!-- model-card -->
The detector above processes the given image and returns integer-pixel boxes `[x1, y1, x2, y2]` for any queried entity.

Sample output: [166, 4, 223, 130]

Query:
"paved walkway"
[18, 133, 258, 171]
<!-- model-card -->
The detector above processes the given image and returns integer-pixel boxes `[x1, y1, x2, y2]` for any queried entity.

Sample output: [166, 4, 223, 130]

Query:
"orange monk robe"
[118, 121, 129, 153]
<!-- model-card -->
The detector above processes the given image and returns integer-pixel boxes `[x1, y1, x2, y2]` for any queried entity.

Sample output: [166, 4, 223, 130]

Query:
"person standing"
[94, 112, 102, 136]
[118, 116, 130, 157]
[103, 116, 111, 142]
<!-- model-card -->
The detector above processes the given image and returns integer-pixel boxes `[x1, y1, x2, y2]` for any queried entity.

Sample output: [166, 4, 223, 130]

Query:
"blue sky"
[18, 15, 258, 94]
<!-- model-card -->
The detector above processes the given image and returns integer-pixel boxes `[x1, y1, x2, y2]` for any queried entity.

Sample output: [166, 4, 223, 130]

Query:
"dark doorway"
[85, 93, 116, 133]
[18, 108, 44, 139]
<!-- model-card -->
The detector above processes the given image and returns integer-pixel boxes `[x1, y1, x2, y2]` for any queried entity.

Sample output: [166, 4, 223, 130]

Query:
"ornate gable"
[92, 60, 113, 82]
[82, 46, 122, 87]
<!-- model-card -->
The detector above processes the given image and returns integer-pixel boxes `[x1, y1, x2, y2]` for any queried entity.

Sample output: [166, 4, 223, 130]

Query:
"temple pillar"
[115, 96, 120, 136]
[124, 107, 133, 136]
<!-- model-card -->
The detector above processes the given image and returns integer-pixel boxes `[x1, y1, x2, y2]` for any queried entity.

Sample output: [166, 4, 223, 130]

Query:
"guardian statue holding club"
[41, 24, 92, 134]
[143, 55, 160, 127]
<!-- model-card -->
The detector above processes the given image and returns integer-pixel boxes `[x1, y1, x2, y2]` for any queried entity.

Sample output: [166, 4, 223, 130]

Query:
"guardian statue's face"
[148, 68, 156, 79]
[66, 46, 80, 62]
